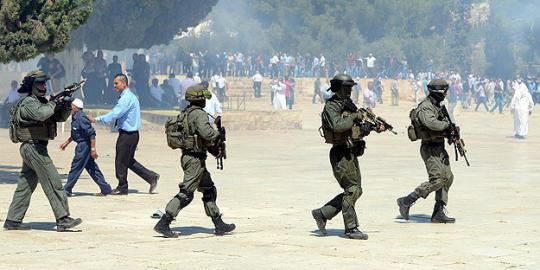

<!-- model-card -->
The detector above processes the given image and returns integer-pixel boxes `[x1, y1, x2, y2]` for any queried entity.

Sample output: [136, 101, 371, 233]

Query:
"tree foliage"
[178, 0, 539, 76]
[177, 0, 465, 72]
[70, 0, 218, 51]
[0, 0, 92, 63]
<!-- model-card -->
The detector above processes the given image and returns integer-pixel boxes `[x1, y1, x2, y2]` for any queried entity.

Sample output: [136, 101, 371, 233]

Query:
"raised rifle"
[440, 105, 470, 166]
[49, 80, 86, 103]
[214, 116, 227, 170]
[357, 107, 398, 135]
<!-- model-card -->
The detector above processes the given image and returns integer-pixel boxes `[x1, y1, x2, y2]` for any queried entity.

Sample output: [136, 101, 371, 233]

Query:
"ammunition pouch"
[319, 126, 352, 145]
[351, 140, 366, 156]
[407, 125, 417, 141]
[16, 123, 57, 142]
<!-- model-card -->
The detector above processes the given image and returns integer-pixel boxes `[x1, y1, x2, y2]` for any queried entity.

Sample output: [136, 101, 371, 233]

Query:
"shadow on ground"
[170, 226, 215, 236]
[394, 214, 432, 223]
[0, 165, 20, 184]
[24, 222, 81, 232]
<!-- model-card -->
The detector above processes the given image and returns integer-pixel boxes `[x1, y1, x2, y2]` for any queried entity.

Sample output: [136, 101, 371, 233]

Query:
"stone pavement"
[0, 100, 538, 269]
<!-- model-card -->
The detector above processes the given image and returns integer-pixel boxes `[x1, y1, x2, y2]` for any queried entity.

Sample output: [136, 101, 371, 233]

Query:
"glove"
[359, 122, 372, 136]
[62, 96, 75, 103]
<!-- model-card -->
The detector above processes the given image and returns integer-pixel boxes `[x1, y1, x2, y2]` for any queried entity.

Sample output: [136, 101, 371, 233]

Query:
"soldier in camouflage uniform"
[397, 79, 455, 223]
[311, 74, 384, 240]
[3, 70, 82, 232]
[154, 84, 235, 238]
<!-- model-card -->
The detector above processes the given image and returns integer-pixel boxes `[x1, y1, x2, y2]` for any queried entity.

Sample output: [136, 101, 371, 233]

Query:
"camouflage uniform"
[154, 84, 235, 238]
[397, 79, 456, 223]
[312, 74, 370, 240]
[4, 70, 82, 231]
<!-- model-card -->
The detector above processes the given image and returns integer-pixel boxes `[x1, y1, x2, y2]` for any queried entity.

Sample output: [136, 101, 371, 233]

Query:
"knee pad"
[201, 186, 217, 203]
[175, 190, 194, 206]
[345, 185, 362, 201]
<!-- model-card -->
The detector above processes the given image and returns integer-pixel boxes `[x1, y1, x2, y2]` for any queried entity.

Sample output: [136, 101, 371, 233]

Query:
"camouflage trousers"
[165, 153, 221, 219]
[319, 146, 363, 230]
[6, 142, 70, 222]
[415, 143, 454, 205]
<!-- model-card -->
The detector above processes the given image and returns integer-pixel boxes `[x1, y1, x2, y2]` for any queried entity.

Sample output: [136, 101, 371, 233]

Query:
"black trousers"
[115, 130, 156, 191]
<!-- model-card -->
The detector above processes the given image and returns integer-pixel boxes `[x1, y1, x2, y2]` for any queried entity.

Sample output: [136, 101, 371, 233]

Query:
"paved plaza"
[0, 100, 538, 269]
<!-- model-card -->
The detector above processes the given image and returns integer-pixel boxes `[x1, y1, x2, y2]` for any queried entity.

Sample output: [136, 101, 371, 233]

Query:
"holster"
[351, 140, 366, 157]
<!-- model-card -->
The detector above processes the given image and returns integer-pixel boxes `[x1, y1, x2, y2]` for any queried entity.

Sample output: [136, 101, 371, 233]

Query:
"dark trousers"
[286, 96, 294, 110]
[217, 87, 226, 103]
[253, 81, 262, 97]
[490, 96, 504, 114]
[475, 96, 489, 112]
[115, 130, 156, 191]
[65, 141, 111, 194]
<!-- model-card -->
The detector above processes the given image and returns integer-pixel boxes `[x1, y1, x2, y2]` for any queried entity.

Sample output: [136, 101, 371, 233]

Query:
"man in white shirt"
[216, 74, 227, 102]
[193, 72, 202, 84]
[366, 53, 376, 78]
[252, 71, 263, 98]
[149, 78, 164, 106]
[168, 73, 181, 99]
[319, 54, 326, 76]
[204, 84, 223, 122]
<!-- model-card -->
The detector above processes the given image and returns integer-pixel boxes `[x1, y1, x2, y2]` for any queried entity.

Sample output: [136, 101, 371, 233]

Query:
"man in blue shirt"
[60, 98, 112, 196]
[89, 74, 159, 195]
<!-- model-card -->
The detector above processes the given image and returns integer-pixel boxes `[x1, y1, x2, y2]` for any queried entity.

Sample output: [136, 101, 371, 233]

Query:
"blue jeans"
[490, 96, 504, 113]
[64, 141, 111, 194]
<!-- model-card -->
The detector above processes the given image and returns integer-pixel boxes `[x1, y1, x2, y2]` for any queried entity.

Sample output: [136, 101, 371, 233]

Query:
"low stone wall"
[86, 109, 303, 131]
[153, 75, 421, 103]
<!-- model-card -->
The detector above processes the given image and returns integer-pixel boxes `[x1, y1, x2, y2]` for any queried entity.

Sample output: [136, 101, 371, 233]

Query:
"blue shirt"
[96, 88, 141, 132]
[71, 110, 96, 143]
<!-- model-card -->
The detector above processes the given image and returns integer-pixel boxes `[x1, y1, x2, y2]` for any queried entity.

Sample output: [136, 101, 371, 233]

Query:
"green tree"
[0, 0, 92, 63]
[70, 0, 218, 50]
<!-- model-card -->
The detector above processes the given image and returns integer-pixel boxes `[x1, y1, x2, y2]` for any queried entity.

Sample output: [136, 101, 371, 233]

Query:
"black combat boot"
[431, 202, 455, 224]
[211, 215, 236, 235]
[344, 228, 369, 240]
[3, 220, 31, 230]
[311, 209, 327, 236]
[153, 213, 178, 238]
[56, 216, 82, 232]
[396, 192, 420, 220]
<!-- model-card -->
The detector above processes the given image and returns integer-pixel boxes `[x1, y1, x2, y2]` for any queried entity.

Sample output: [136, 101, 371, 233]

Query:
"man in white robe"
[510, 79, 534, 139]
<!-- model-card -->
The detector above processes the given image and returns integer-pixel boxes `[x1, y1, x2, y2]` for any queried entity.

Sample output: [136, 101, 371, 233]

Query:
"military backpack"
[165, 107, 204, 151]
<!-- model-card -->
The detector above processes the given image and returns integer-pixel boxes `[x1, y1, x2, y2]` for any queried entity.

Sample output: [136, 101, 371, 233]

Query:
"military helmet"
[427, 79, 449, 93]
[18, 70, 49, 93]
[427, 79, 448, 102]
[185, 84, 212, 102]
[28, 70, 50, 82]
[330, 74, 356, 91]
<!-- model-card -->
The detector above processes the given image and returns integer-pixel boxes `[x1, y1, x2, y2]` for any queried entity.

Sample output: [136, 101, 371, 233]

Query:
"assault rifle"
[50, 80, 86, 103]
[441, 105, 470, 166]
[342, 99, 397, 135]
[214, 116, 227, 170]
[357, 108, 398, 135]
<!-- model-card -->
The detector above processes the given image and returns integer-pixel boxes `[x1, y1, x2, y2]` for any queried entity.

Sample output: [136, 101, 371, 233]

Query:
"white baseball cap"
[72, 98, 84, 109]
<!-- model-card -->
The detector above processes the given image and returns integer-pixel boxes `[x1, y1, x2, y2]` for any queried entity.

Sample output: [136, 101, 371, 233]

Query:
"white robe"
[272, 83, 286, 110]
[510, 82, 534, 136]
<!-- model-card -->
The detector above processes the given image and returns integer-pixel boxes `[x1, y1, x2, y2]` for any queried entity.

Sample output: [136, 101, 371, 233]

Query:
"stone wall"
[86, 109, 303, 131]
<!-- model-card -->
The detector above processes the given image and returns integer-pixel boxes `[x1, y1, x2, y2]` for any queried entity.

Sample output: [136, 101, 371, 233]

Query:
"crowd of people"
[2, 50, 539, 128]
[147, 50, 421, 80]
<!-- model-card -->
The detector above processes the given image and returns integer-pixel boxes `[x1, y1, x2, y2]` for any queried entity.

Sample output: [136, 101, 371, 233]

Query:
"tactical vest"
[165, 107, 208, 151]
[320, 110, 363, 147]
[10, 97, 57, 143]
[407, 101, 444, 142]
